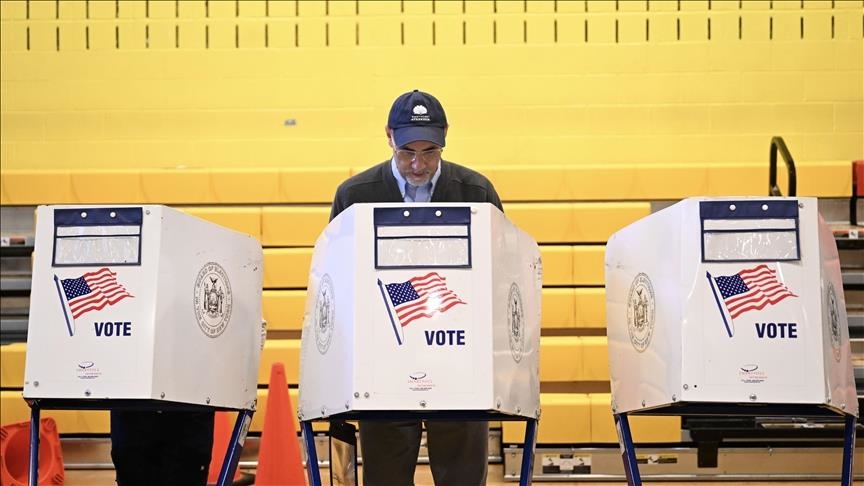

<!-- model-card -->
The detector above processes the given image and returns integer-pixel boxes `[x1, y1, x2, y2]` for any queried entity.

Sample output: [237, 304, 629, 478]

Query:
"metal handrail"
[769, 136, 797, 197]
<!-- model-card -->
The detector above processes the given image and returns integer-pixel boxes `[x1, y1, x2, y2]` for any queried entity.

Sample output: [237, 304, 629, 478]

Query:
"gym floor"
[61, 465, 846, 486]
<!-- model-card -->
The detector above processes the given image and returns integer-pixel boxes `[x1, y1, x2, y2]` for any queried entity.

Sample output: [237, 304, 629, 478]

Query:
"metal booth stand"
[26, 401, 254, 486]
[613, 404, 857, 486]
[22, 205, 264, 486]
[297, 202, 543, 486]
[605, 197, 859, 486]
[300, 412, 538, 486]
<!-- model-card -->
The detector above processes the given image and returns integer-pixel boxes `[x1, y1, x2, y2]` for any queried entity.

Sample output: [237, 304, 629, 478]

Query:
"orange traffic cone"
[255, 362, 306, 485]
[207, 411, 242, 485]
[0, 417, 65, 486]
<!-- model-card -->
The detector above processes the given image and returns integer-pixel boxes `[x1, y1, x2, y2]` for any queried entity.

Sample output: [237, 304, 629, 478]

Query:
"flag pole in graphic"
[706, 271, 734, 338]
[54, 274, 74, 336]
[377, 278, 403, 345]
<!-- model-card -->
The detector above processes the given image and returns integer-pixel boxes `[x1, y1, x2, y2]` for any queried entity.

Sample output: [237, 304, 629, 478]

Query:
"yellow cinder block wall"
[1, 0, 861, 170]
[0, 0, 862, 445]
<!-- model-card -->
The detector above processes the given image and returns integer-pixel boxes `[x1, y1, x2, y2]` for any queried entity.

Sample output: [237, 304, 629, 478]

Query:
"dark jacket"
[330, 159, 503, 221]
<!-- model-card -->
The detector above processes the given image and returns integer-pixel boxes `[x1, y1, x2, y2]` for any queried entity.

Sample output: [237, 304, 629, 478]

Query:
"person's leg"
[160, 410, 215, 485]
[359, 420, 423, 486]
[426, 420, 489, 486]
[110, 410, 162, 486]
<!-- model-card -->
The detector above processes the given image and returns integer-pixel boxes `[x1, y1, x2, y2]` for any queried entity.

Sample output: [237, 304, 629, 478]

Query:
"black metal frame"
[768, 136, 797, 197]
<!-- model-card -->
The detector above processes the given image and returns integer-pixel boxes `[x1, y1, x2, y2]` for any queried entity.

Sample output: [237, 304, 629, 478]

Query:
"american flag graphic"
[384, 272, 465, 327]
[712, 264, 796, 319]
[60, 268, 133, 319]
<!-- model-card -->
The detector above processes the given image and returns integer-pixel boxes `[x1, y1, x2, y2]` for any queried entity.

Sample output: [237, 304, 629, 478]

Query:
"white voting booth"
[22, 205, 264, 486]
[605, 196, 858, 485]
[298, 202, 542, 485]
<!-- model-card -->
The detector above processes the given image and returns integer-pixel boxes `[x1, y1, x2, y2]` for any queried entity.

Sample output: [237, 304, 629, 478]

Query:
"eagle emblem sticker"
[827, 282, 841, 362]
[194, 262, 232, 338]
[627, 273, 655, 352]
[507, 283, 525, 363]
[314, 274, 335, 354]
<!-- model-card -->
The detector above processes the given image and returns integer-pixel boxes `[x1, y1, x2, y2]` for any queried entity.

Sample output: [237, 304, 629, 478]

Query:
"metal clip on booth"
[298, 203, 542, 485]
[22, 205, 265, 486]
[605, 197, 858, 486]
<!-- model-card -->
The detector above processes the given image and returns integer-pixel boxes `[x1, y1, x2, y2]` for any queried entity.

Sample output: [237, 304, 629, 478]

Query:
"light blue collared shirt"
[390, 158, 442, 203]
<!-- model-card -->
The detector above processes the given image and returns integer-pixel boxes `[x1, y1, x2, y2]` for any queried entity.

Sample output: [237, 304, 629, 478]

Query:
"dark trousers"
[110, 409, 215, 486]
[359, 420, 489, 486]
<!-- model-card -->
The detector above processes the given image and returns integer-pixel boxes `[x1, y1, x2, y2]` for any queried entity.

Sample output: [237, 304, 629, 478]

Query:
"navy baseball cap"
[387, 90, 448, 148]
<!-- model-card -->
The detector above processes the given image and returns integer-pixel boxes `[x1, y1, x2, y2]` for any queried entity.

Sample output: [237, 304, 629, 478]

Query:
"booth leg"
[301, 421, 322, 486]
[519, 418, 538, 486]
[216, 409, 253, 486]
[841, 413, 857, 486]
[28, 405, 40, 486]
[614, 413, 641, 486]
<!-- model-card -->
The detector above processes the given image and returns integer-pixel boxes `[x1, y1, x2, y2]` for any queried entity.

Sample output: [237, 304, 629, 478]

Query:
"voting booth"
[22, 205, 264, 485]
[605, 196, 858, 485]
[298, 202, 542, 485]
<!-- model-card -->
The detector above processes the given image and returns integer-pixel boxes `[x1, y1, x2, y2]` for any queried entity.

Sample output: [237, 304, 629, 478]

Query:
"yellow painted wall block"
[0, 0, 27, 20]
[506, 203, 573, 243]
[358, 16, 403, 46]
[484, 165, 575, 201]
[263, 248, 313, 289]
[237, 20, 267, 49]
[180, 206, 262, 240]
[359, 1, 403, 16]
[572, 202, 651, 243]
[495, 16, 524, 45]
[70, 170, 144, 204]
[328, 17, 357, 47]
[502, 394, 591, 443]
[797, 162, 852, 197]
[296, 18, 328, 47]
[538, 336, 582, 382]
[208, 20, 237, 50]
[633, 165, 710, 199]
[541, 288, 575, 328]
[239, 0, 267, 18]
[574, 288, 607, 329]
[261, 206, 330, 247]
[705, 164, 767, 196]
[435, 19, 469, 45]
[464, 16, 494, 45]
[262, 289, 307, 332]
[141, 169, 210, 204]
[1, 170, 74, 205]
[588, 393, 681, 443]
[539, 245, 574, 286]
[629, 415, 682, 443]
[0, 391, 110, 434]
[403, 17, 434, 47]
[210, 168, 281, 204]
[618, 15, 648, 44]
[572, 246, 604, 286]
[280, 167, 351, 203]
[0, 343, 26, 388]
[580, 336, 610, 381]
[118, 22, 147, 50]
[564, 165, 634, 201]
[0, 21, 27, 51]
[58, 22, 88, 50]
[403, 1, 433, 15]
[258, 339, 301, 385]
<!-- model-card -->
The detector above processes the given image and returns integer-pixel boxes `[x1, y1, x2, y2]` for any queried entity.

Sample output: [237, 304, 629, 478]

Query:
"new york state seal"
[194, 262, 233, 338]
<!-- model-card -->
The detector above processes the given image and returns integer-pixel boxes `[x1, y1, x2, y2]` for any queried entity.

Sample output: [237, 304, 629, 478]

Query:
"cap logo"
[411, 104, 431, 123]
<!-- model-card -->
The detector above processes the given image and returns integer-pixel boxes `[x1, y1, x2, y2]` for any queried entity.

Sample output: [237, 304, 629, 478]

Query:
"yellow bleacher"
[0, 161, 853, 446]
